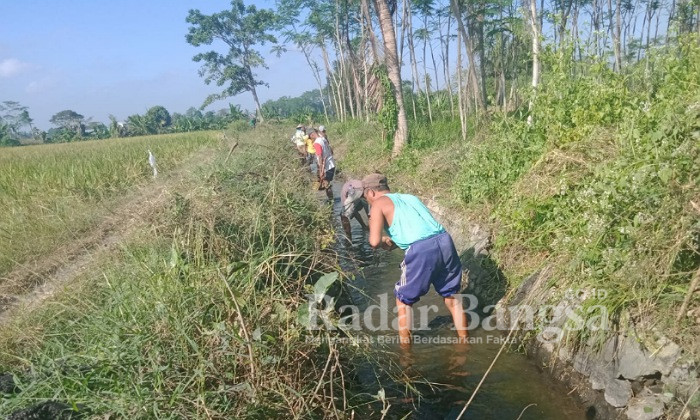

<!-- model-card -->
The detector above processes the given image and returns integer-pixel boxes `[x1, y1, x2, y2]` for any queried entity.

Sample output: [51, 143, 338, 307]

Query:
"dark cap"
[362, 173, 388, 190]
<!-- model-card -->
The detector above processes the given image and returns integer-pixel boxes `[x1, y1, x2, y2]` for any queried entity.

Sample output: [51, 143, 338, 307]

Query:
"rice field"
[0, 132, 218, 279]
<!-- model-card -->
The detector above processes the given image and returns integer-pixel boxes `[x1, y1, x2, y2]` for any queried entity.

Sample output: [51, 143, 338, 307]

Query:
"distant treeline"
[0, 102, 251, 146]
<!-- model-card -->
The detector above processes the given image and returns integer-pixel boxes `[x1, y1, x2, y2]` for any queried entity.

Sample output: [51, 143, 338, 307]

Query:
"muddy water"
[328, 181, 586, 419]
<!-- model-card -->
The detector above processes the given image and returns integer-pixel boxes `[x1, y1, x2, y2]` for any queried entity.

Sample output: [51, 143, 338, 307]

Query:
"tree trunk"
[607, 0, 618, 71]
[638, 6, 647, 61]
[592, 0, 600, 58]
[321, 43, 345, 121]
[442, 12, 455, 117]
[456, 29, 467, 141]
[645, 3, 654, 71]
[527, 0, 541, 125]
[334, 8, 356, 119]
[406, 1, 423, 120]
[422, 16, 434, 123]
[558, 0, 573, 49]
[359, 12, 372, 122]
[373, 0, 409, 155]
[345, 7, 364, 119]
[474, 2, 489, 108]
[429, 37, 441, 92]
[614, 0, 623, 71]
[573, 3, 581, 61]
[361, 0, 380, 63]
[450, 0, 485, 111]
[667, 0, 676, 43]
[498, 8, 507, 111]
[399, 0, 409, 63]
[301, 43, 330, 123]
[250, 84, 264, 122]
[539, 0, 545, 29]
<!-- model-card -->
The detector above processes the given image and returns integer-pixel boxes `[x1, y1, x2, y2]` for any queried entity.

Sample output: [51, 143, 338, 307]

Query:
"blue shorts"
[325, 167, 335, 182]
[395, 232, 462, 305]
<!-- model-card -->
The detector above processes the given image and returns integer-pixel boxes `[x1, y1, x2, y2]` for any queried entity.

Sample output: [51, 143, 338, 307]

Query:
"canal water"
[326, 180, 587, 419]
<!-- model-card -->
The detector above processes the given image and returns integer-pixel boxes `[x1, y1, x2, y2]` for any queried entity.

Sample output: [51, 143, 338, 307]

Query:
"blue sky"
[0, 0, 316, 129]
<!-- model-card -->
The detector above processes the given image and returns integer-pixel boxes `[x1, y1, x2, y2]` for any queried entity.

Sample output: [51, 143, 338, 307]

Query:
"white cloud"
[0, 58, 30, 77]
[26, 77, 56, 94]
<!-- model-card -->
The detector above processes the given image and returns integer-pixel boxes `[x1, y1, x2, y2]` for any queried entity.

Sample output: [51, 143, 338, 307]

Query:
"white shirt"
[291, 130, 305, 146]
[314, 136, 335, 172]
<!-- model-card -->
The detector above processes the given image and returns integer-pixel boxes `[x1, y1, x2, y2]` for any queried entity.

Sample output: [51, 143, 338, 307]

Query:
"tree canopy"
[0, 101, 33, 137]
[186, 0, 278, 121]
[50, 109, 85, 136]
[145, 105, 172, 133]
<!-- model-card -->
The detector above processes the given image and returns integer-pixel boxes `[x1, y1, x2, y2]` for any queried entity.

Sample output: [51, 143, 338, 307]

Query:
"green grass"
[0, 132, 218, 279]
[0, 125, 380, 417]
[333, 35, 700, 347]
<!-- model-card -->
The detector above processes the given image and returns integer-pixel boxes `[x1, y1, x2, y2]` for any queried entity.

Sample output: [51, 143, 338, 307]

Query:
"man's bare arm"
[368, 198, 386, 248]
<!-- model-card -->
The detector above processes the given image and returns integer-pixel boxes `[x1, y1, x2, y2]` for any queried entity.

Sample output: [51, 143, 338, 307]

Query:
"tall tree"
[527, 0, 541, 125]
[0, 101, 32, 137]
[50, 110, 85, 137]
[415, 0, 436, 123]
[405, 0, 423, 121]
[613, 0, 623, 71]
[145, 105, 172, 133]
[373, 0, 409, 155]
[186, 0, 278, 122]
[451, 0, 486, 111]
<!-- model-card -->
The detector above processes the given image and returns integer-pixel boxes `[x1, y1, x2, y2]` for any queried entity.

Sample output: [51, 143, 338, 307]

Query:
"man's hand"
[380, 236, 396, 250]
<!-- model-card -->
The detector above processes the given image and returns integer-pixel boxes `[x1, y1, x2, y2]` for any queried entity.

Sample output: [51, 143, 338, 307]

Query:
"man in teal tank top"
[362, 173, 468, 345]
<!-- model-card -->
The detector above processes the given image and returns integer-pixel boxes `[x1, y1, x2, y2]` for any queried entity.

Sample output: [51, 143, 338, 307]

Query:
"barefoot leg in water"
[396, 298, 413, 346]
[444, 296, 469, 343]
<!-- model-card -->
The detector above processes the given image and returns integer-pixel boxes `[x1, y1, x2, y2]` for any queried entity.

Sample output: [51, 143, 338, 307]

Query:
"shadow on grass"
[459, 247, 508, 311]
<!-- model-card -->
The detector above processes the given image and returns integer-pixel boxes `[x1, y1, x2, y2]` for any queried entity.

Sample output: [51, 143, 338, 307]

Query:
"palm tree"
[373, 0, 409, 155]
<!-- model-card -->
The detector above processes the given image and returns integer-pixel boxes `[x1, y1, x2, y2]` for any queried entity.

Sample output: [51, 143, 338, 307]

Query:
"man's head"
[362, 173, 390, 204]
[308, 130, 318, 140]
[319, 125, 326, 133]
[296, 124, 305, 132]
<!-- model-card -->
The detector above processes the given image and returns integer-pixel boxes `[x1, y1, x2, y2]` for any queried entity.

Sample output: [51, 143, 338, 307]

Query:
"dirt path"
[0, 139, 228, 325]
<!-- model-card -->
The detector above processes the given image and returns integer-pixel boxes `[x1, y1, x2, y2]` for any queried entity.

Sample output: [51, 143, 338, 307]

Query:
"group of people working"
[291, 124, 336, 199]
[290, 125, 468, 345]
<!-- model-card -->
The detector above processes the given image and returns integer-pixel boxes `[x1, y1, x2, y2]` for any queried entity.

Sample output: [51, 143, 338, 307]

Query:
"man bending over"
[362, 173, 468, 345]
[340, 179, 369, 242]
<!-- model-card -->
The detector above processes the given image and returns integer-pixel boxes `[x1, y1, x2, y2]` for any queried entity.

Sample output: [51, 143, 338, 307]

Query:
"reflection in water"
[325, 181, 585, 419]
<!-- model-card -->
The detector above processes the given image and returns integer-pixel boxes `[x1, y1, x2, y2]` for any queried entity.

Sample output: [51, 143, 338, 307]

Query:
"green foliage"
[49, 110, 85, 134]
[0, 122, 20, 147]
[407, 118, 464, 150]
[455, 114, 547, 203]
[126, 106, 172, 136]
[374, 65, 398, 146]
[45, 127, 80, 143]
[0, 129, 356, 418]
[0, 101, 32, 139]
[461, 35, 700, 332]
[145, 105, 172, 133]
[336, 35, 700, 342]
[186, 0, 278, 109]
[261, 89, 326, 122]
